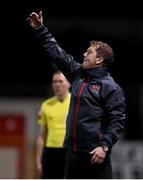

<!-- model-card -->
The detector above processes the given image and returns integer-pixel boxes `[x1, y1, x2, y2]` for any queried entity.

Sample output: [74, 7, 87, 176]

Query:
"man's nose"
[83, 52, 86, 57]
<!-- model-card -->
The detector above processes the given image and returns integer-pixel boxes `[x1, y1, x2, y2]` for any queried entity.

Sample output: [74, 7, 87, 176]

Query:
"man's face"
[82, 45, 102, 69]
[52, 73, 69, 97]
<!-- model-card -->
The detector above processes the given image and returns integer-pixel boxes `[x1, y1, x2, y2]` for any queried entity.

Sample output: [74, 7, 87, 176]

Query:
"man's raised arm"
[27, 11, 81, 81]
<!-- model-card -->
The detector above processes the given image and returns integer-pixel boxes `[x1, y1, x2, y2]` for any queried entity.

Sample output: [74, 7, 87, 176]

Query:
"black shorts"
[42, 147, 67, 179]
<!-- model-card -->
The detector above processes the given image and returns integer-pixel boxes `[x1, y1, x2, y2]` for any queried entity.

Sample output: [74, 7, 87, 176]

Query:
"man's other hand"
[89, 147, 106, 164]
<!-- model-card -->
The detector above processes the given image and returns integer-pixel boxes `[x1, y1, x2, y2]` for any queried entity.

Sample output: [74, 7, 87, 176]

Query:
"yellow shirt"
[38, 93, 71, 148]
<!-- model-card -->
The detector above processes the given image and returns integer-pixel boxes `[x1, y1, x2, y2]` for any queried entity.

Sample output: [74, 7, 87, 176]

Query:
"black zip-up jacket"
[35, 26, 126, 152]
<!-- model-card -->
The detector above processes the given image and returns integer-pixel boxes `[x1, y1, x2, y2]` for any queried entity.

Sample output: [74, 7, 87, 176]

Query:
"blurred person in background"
[27, 11, 126, 179]
[36, 71, 71, 178]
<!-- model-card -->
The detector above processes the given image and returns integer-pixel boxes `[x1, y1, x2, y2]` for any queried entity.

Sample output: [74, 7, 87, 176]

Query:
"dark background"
[0, 0, 143, 139]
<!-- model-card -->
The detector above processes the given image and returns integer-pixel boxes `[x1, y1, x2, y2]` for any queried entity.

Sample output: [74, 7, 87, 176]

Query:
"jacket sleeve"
[100, 84, 126, 149]
[34, 26, 81, 82]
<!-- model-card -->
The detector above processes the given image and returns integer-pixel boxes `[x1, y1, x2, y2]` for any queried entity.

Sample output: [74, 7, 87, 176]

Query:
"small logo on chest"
[91, 85, 101, 94]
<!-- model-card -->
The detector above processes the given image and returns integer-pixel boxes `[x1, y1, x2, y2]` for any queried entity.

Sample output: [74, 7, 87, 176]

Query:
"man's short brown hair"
[90, 40, 114, 65]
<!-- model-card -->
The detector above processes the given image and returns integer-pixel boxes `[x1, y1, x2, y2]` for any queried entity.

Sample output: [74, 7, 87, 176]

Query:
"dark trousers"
[65, 149, 112, 179]
[41, 147, 66, 179]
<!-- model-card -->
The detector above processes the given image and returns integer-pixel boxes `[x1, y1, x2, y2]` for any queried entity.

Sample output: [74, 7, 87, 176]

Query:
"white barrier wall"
[112, 141, 143, 178]
[0, 98, 43, 178]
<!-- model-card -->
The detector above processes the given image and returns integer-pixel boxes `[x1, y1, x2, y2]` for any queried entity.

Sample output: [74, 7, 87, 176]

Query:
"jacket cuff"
[34, 25, 45, 31]
[33, 25, 48, 33]
[99, 141, 110, 149]
[34, 25, 49, 38]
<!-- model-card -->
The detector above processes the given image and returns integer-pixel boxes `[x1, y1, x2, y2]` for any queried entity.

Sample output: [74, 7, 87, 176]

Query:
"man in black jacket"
[27, 11, 126, 179]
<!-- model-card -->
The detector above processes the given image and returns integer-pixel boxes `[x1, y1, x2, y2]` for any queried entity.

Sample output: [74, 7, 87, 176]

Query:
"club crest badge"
[91, 84, 101, 94]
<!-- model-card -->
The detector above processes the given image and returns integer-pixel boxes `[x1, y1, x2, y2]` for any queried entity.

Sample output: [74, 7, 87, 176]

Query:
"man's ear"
[96, 57, 104, 65]
[67, 81, 71, 89]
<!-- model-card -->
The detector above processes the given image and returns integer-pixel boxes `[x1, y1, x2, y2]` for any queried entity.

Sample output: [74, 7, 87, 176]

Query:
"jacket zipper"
[73, 80, 89, 151]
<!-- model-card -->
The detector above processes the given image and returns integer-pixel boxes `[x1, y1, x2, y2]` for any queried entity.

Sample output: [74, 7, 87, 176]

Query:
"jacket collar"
[82, 67, 109, 80]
